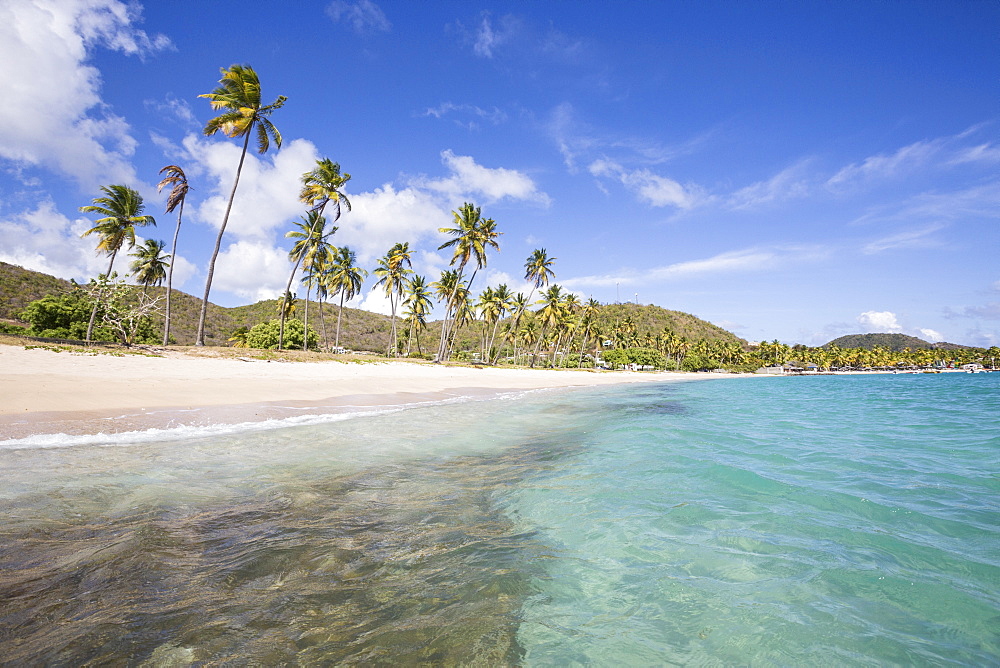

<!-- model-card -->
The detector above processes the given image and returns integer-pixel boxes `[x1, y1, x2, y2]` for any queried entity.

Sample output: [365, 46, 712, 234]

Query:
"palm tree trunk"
[335, 291, 345, 349]
[162, 199, 184, 346]
[318, 298, 329, 351]
[196, 131, 252, 346]
[278, 257, 303, 351]
[578, 324, 591, 368]
[435, 268, 465, 362]
[302, 284, 311, 351]
[86, 251, 117, 343]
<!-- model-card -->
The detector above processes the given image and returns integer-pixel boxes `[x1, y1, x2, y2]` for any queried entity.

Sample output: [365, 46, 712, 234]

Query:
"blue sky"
[1, 0, 998, 346]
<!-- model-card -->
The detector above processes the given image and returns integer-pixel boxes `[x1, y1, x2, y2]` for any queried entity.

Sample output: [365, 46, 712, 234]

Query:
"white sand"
[0, 344, 710, 437]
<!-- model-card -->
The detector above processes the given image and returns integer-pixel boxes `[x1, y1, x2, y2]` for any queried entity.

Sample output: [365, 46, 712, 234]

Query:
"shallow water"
[1, 374, 998, 665]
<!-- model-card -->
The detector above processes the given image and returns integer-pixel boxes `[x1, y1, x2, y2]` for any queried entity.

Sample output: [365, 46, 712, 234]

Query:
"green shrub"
[245, 318, 319, 350]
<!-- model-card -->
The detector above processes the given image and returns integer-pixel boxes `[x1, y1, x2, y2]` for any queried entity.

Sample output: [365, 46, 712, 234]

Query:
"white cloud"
[828, 139, 940, 189]
[326, 0, 391, 34]
[949, 143, 1000, 165]
[861, 223, 945, 254]
[728, 161, 813, 209]
[563, 245, 827, 289]
[416, 150, 550, 205]
[336, 183, 451, 263]
[423, 102, 508, 129]
[212, 240, 290, 303]
[0, 200, 105, 279]
[856, 310, 903, 332]
[472, 12, 514, 58]
[184, 135, 320, 241]
[356, 285, 393, 315]
[918, 328, 944, 342]
[0, 0, 170, 189]
[0, 199, 196, 291]
[589, 158, 702, 209]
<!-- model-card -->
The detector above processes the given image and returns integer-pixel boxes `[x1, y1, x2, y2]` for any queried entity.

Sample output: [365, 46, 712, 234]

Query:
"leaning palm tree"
[435, 203, 501, 361]
[129, 239, 169, 295]
[373, 242, 413, 356]
[79, 184, 156, 342]
[195, 64, 286, 346]
[324, 246, 367, 349]
[157, 164, 190, 346]
[279, 211, 336, 350]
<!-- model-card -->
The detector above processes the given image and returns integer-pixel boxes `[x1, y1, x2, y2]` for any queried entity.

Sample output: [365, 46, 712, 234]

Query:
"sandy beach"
[0, 344, 707, 439]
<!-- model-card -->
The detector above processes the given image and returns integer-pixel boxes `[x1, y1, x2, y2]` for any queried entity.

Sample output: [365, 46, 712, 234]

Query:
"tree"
[533, 284, 565, 367]
[195, 64, 286, 346]
[157, 164, 190, 346]
[435, 203, 501, 361]
[79, 184, 156, 342]
[245, 318, 318, 350]
[402, 274, 433, 355]
[129, 239, 169, 295]
[373, 242, 413, 356]
[300, 158, 351, 219]
[577, 297, 601, 368]
[324, 246, 367, 349]
[278, 211, 336, 350]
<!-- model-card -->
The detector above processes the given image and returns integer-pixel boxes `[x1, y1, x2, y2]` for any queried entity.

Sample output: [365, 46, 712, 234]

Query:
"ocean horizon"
[1, 372, 997, 665]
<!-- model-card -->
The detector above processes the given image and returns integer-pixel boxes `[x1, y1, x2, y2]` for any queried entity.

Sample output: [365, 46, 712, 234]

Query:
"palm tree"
[524, 248, 556, 305]
[506, 292, 530, 365]
[79, 184, 156, 342]
[533, 284, 565, 367]
[300, 158, 351, 219]
[129, 239, 169, 295]
[481, 284, 513, 363]
[577, 298, 601, 368]
[279, 211, 336, 350]
[195, 64, 286, 346]
[156, 165, 190, 346]
[435, 203, 501, 361]
[402, 274, 433, 355]
[373, 242, 413, 356]
[324, 246, 367, 349]
[277, 291, 297, 319]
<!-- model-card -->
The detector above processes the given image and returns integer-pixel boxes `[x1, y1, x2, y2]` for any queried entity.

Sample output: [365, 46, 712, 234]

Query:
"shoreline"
[0, 344, 733, 441]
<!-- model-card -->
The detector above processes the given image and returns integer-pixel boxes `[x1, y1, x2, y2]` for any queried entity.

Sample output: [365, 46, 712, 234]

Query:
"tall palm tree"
[79, 184, 156, 342]
[279, 211, 336, 350]
[157, 165, 190, 346]
[324, 246, 367, 349]
[402, 274, 433, 355]
[373, 242, 413, 356]
[195, 64, 286, 346]
[435, 203, 501, 361]
[129, 239, 169, 295]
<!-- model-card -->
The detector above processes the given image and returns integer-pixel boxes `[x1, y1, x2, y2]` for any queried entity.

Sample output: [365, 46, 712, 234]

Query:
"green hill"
[0, 262, 743, 351]
[825, 333, 968, 351]
[593, 302, 744, 345]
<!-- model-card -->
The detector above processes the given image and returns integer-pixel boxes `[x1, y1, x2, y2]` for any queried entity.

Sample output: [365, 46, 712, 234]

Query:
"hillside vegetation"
[0, 262, 740, 352]
[825, 333, 968, 352]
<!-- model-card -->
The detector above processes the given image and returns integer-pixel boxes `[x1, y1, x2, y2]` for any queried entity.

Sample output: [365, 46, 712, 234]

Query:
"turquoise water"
[1, 373, 998, 664]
